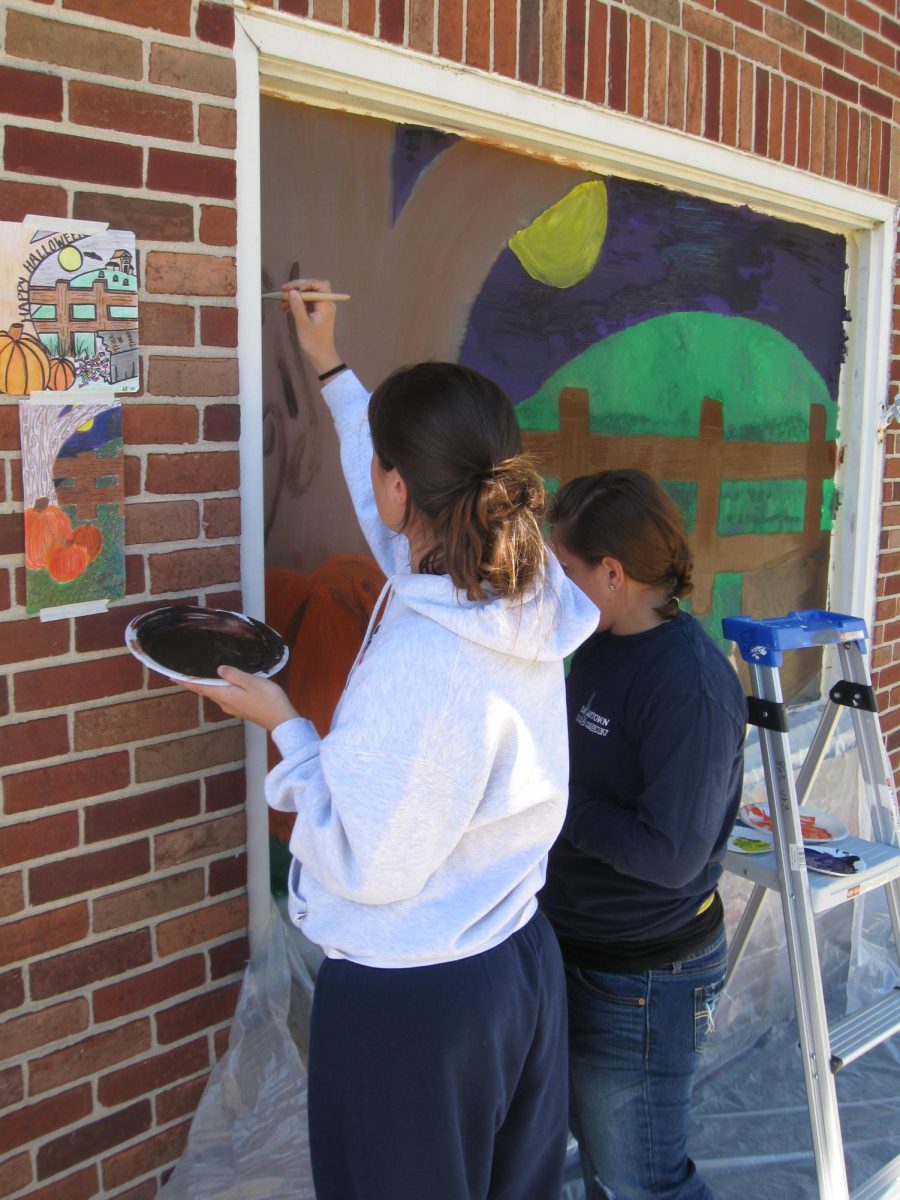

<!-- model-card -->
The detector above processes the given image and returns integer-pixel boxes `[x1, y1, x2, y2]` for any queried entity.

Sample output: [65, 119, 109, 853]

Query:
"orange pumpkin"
[47, 356, 77, 391]
[0, 324, 51, 395]
[24, 499, 73, 570]
[47, 542, 89, 583]
[72, 523, 103, 563]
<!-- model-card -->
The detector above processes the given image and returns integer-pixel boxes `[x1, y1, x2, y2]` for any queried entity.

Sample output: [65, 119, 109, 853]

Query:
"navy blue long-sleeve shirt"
[541, 610, 746, 950]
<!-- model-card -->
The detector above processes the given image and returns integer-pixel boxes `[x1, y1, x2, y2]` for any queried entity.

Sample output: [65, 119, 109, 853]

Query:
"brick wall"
[1, 1, 898, 1197]
[0, 1, 247, 1197]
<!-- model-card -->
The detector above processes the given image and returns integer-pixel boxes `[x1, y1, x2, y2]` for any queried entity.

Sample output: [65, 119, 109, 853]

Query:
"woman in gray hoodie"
[186, 280, 599, 1199]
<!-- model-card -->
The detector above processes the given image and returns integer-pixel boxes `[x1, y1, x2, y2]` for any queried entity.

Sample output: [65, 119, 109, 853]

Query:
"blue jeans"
[566, 925, 726, 1200]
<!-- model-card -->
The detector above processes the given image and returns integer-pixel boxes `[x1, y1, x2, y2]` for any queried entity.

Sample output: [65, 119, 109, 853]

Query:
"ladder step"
[829, 990, 900, 1072]
[849, 1150, 900, 1200]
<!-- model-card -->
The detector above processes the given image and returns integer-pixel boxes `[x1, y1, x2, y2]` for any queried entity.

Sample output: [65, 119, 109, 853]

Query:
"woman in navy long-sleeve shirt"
[540, 469, 746, 1200]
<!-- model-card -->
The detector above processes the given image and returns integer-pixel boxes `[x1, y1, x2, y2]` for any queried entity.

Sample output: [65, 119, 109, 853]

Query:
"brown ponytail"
[548, 469, 693, 620]
[368, 363, 547, 601]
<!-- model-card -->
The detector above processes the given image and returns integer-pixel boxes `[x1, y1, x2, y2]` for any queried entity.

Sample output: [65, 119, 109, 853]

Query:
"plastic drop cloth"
[163, 706, 899, 1200]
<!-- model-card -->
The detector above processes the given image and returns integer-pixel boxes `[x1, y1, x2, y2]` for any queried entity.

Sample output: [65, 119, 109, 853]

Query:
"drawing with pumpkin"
[0, 221, 138, 395]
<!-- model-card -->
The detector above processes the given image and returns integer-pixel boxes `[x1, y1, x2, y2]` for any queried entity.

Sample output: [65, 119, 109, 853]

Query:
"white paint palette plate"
[125, 605, 288, 685]
[739, 802, 849, 844]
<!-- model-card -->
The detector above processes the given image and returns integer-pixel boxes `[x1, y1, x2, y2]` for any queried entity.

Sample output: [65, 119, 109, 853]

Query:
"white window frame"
[233, 4, 898, 946]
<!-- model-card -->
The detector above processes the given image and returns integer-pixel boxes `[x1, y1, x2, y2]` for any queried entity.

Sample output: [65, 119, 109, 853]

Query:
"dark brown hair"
[368, 363, 546, 601]
[548, 469, 693, 621]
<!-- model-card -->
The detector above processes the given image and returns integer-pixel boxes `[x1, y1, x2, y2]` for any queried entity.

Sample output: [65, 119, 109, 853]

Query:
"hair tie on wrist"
[318, 363, 348, 382]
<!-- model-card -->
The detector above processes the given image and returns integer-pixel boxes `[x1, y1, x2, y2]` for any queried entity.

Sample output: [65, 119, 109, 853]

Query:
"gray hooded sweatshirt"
[267, 370, 599, 967]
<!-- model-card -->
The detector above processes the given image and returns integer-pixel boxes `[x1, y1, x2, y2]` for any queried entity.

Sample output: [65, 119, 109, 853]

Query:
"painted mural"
[19, 396, 125, 613]
[0, 222, 139, 395]
[260, 99, 847, 722]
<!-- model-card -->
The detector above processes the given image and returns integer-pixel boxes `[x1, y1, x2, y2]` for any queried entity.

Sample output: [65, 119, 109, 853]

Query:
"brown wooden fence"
[521, 388, 836, 614]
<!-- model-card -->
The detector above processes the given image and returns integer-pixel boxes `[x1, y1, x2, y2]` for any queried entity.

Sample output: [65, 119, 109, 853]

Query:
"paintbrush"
[261, 291, 351, 301]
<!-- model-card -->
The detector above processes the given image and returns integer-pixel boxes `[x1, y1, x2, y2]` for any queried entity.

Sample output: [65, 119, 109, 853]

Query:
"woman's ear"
[600, 556, 626, 592]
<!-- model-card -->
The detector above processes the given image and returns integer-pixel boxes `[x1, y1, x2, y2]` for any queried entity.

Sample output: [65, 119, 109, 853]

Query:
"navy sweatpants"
[307, 910, 569, 1200]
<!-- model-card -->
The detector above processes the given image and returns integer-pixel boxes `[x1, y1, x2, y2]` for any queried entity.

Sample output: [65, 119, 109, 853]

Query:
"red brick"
[156, 1074, 207, 1124]
[70, 82, 193, 143]
[0, 677, 7, 720]
[0, 813, 79, 869]
[140, 303, 195, 348]
[126, 499, 201, 546]
[203, 403, 240, 442]
[0, 903, 87, 970]
[147, 148, 236, 200]
[146, 251, 235, 296]
[439, 0, 464, 61]
[197, 1, 235, 46]
[6, 10, 143, 78]
[94, 955, 207, 1024]
[0, 969, 25, 1016]
[155, 980, 240, 1044]
[0, 66, 62, 120]
[36, 1101, 152, 1180]
[149, 544, 241, 593]
[124, 404, 200, 446]
[0, 1065, 24, 1112]
[200, 305, 238, 348]
[628, 14, 647, 117]
[864, 31, 896, 68]
[74, 692, 198, 752]
[716, 0, 764, 30]
[205, 767, 245, 812]
[847, 0, 879, 32]
[30, 1019, 151, 1096]
[0, 180, 64, 224]
[0, 615, 69, 667]
[198, 104, 237, 150]
[199, 204, 236, 247]
[409, 0, 435, 52]
[101, 1120, 190, 1192]
[73, 192, 193, 242]
[62, 0, 191, 33]
[736, 25, 781, 66]
[543, 0, 565, 93]
[202, 497, 241, 540]
[14, 654, 144, 713]
[4, 128, 142, 188]
[0, 870, 23, 919]
[845, 47, 880, 86]
[30, 930, 152, 1000]
[805, 29, 845, 67]
[30, 841, 151, 906]
[0, 511, 23, 555]
[0, 1152, 32, 1197]
[348, 0, 376, 35]
[0, 715, 68, 768]
[782, 47, 824, 86]
[16, 1166, 98, 1200]
[823, 67, 858, 102]
[684, 6, 734, 47]
[3, 748, 131, 816]
[134, 725, 244, 785]
[786, 0, 826, 30]
[146, 450, 239, 495]
[98, 1038, 208, 1107]
[0, 999, 88, 1063]
[148, 355, 239, 397]
[149, 44, 236, 98]
[209, 851, 247, 897]
[860, 83, 894, 116]
[85, 780, 200, 844]
[608, 5, 628, 110]
[668, 32, 687, 130]
[765, 8, 805, 49]
[705, 46, 722, 139]
[0, 1085, 92, 1157]
[93, 868, 205, 933]
[155, 894, 247, 963]
[155, 812, 246, 872]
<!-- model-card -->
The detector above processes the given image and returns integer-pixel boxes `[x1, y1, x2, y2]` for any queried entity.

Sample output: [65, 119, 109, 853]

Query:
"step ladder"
[721, 610, 900, 1200]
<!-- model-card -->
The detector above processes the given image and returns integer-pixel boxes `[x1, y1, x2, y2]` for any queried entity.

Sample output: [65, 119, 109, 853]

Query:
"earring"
[608, 582, 616, 592]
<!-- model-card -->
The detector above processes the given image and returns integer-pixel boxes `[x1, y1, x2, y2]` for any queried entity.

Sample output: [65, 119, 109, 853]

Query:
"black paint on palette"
[131, 607, 286, 679]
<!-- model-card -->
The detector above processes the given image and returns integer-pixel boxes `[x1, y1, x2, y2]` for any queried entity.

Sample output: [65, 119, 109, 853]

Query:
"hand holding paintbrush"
[280, 278, 344, 377]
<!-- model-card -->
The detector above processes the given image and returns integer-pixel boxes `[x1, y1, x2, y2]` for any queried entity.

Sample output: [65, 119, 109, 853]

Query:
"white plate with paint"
[728, 829, 775, 855]
[125, 605, 288, 685]
[739, 802, 848, 844]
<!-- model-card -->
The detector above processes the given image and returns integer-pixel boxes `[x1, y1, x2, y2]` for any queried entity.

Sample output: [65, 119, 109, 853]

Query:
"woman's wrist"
[318, 361, 348, 382]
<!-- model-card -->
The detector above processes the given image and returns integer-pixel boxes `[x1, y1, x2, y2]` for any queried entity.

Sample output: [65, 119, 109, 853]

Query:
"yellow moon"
[508, 181, 608, 289]
[58, 246, 83, 273]
[77, 418, 94, 433]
